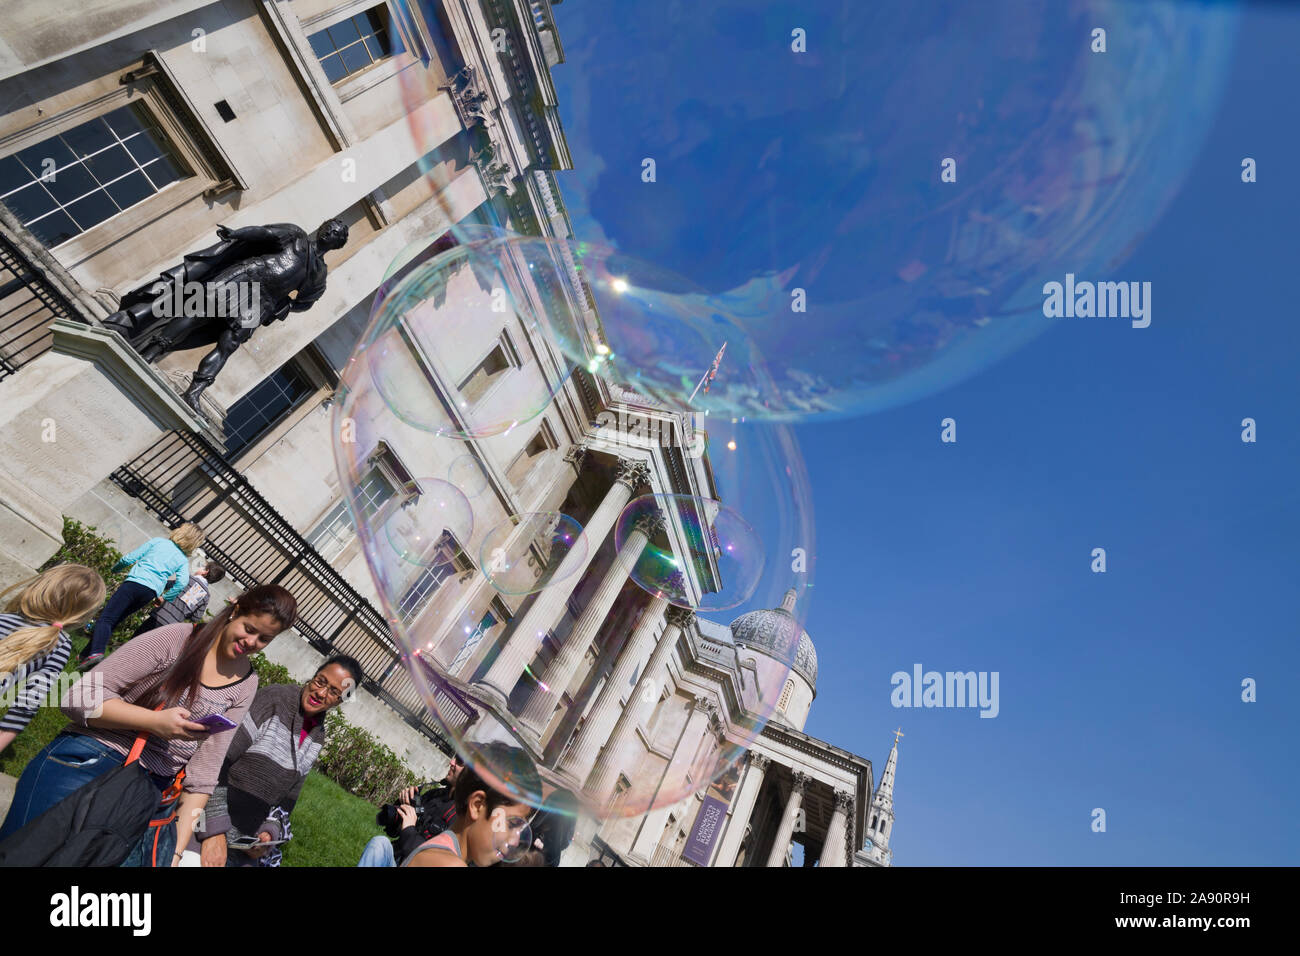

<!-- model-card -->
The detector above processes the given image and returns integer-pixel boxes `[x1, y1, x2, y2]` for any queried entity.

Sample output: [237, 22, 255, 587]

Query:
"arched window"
[870, 815, 878, 832]
[777, 678, 795, 712]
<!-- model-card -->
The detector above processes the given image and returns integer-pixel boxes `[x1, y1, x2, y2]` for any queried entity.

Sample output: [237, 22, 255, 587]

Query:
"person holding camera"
[357, 753, 464, 867]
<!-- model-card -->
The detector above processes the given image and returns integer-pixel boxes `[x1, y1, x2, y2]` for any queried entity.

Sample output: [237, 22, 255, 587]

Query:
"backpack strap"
[125, 703, 166, 766]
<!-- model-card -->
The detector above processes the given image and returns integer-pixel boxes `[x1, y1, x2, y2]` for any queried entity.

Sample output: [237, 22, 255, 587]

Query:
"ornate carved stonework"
[832, 790, 854, 814]
[791, 770, 810, 794]
[613, 457, 651, 490]
[750, 752, 772, 773]
[631, 509, 666, 540]
[440, 66, 493, 129]
[470, 142, 512, 196]
[665, 606, 696, 630]
[440, 66, 514, 197]
[563, 441, 589, 469]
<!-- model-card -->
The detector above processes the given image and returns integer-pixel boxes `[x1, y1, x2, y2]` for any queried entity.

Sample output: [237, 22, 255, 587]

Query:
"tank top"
[401, 830, 462, 866]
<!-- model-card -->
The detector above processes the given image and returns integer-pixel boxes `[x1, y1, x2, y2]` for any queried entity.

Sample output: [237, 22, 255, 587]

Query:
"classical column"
[475, 457, 649, 704]
[818, 790, 853, 868]
[436, 443, 587, 676]
[764, 770, 809, 868]
[515, 509, 664, 736]
[715, 752, 771, 867]
[584, 605, 695, 803]
[556, 592, 669, 781]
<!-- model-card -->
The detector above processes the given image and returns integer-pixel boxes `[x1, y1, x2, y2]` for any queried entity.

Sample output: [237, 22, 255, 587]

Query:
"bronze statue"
[104, 218, 348, 411]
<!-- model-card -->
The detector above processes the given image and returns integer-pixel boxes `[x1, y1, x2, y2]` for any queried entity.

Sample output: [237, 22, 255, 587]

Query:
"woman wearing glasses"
[188, 655, 362, 867]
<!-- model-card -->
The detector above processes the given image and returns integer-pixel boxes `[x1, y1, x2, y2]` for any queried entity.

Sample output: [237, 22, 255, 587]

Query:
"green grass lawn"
[281, 771, 382, 868]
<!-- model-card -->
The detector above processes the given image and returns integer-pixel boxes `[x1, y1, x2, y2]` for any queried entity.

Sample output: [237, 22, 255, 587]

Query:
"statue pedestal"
[0, 319, 217, 589]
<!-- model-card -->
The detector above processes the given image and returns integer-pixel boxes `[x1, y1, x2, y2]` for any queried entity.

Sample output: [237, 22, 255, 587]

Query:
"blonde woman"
[0, 565, 106, 755]
[78, 523, 205, 670]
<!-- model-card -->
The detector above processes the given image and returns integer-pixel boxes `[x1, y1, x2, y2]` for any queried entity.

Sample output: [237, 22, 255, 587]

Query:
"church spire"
[859, 729, 902, 867]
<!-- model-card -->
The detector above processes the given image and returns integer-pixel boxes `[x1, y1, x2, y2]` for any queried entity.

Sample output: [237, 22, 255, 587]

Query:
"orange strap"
[126, 703, 188, 802]
[125, 703, 165, 766]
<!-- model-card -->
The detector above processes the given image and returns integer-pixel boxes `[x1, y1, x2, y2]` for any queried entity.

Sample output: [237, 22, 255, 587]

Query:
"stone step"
[0, 772, 16, 824]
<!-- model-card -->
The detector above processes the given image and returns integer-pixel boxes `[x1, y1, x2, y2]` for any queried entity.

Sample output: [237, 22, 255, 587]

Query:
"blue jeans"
[89, 581, 157, 656]
[357, 835, 396, 867]
[0, 732, 125, 839]
[0, 731, 175, 866]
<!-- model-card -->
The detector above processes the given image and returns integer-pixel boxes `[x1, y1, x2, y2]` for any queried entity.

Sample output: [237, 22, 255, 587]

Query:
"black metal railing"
[0, 230, 82, 379]
[111, 429, 479, 748]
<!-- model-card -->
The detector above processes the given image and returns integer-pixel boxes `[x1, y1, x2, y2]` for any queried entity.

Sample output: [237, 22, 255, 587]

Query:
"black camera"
[376, 800, 425, 839]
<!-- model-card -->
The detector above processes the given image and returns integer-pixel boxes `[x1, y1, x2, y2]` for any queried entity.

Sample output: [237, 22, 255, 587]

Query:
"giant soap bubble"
[360, 238, 577, 439]
[395, 0, 1236, 421]
[334, 235, 816, 820]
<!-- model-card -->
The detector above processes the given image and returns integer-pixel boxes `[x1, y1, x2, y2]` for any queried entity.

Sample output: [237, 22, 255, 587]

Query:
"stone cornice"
[49, 319, 213, 437]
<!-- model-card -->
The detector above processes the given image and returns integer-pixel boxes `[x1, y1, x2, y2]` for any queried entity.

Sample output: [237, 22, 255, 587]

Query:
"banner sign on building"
[681, 761, 742, 866]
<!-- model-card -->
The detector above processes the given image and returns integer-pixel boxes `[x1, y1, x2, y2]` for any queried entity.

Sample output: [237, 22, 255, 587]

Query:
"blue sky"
[548, 2, 1299, 865]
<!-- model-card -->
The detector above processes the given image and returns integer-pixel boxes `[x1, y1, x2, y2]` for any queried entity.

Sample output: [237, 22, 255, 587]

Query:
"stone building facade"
[0, 0, 898, 865]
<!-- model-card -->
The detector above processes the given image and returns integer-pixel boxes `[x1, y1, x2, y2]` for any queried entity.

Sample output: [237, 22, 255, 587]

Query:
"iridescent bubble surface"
[334, 257, 816, 819]
[615, 493, 764, 612]
[395, 0, 1236, 422]
[446, 454, 490, 498]
[478, 511, 587, 596]
[361, 240, 577, 439]
[382, 479, 472, 569]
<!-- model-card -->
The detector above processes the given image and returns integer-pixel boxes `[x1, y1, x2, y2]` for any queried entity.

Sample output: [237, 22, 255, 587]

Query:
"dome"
[729, 589, 818, 690]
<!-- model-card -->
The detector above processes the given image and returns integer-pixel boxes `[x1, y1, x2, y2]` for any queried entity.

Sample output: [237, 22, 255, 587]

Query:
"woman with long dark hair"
[0, 584, 297, 867]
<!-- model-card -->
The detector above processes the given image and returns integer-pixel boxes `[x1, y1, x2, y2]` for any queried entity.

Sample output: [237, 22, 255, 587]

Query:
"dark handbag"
[0, 725, 185, 867]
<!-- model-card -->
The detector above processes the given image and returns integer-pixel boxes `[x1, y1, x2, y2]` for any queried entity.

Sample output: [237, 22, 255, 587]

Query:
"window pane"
[42, 162, 98, 205]
[363, 33, 386, 61]
[320, 54, 348, 84]
[15, 139, 76, 174]
[60, 119, 114, 161]
[123, 128, 166, 165]
[25, 209, 79, 247]
[1, 181, 58, 222]
[223, 364, 313, 456]
[63, 189, 118, 231]
[141, 154, 184, 190]
[307, 29, 335, 58]
[100, 105, 145, 139]
[0, 155, 29, 193]
[366, 25, 401, 59]
[328, 17, 362, 48]
[339, 41, 372, 75]
[104, 170, 153, 210]
[85, 144, 135, 184]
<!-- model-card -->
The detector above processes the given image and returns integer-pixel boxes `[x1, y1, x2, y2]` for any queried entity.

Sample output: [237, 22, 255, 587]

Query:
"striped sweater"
[0, 614, 71, 734]
[192, 683, 326, 846]
[60, 623, 257, 794]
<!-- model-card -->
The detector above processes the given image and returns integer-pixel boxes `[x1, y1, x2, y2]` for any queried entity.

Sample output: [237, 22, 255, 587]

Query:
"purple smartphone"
[192, 713, 238, 733]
